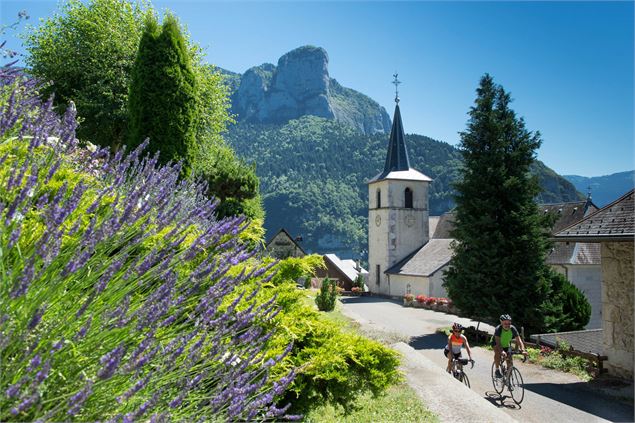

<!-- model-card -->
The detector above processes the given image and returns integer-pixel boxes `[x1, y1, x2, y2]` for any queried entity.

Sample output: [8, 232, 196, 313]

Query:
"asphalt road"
[340, 296, 634, 423]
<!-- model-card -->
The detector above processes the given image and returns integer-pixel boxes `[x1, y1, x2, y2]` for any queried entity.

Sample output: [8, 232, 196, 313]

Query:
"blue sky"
[2, 1, 634, 177]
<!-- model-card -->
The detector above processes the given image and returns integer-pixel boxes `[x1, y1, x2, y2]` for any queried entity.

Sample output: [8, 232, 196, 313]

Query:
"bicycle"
[451, 357, 474, 388]
[491, 350, 527, 405]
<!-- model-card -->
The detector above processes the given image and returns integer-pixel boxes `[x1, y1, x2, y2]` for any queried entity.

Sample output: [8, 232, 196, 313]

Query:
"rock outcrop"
[229, 46, 391, 134]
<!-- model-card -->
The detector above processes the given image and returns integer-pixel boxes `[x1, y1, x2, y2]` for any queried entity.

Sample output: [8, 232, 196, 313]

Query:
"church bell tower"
[367, 75, 432, 295]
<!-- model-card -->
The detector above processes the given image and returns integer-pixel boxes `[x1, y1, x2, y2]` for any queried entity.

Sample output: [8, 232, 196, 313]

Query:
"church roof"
[368, 104, 431, 183]
[385, 238, 453, 277]
[554, 189, 635, 242]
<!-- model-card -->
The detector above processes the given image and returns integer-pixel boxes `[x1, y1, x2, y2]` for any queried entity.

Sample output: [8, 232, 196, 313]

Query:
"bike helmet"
[499, 314, 512, 321]
[452, 322, 463, 331]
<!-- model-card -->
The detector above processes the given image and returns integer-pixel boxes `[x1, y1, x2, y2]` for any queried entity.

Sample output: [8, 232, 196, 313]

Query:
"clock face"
[405, 215, 415, 227]
[375, 215, 381, 226]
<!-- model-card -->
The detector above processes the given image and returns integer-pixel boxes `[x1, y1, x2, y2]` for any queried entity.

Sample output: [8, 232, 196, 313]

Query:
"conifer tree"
[128, 14, 197, 169]
[443, 74, 553, 335]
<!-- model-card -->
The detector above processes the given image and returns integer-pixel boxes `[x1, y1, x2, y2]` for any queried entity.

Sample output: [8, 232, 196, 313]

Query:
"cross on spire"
[392, 73, 401, 104]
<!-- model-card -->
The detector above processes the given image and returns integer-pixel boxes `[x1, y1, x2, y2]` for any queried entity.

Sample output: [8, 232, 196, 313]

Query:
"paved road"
[340, 296, 634, 423]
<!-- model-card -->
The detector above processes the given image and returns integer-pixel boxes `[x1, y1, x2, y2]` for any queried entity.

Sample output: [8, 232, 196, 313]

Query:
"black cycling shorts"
[443, 347, 461, 359]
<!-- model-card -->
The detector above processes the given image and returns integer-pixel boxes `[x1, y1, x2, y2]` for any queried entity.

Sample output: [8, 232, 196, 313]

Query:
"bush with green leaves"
[0, 63, 297, 421]
[315, 277, 338, 311]
[248, 279, 401, 415]
[542, 270, 591, 332]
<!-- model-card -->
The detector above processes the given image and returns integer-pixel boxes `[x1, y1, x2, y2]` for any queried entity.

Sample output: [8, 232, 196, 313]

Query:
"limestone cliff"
[227, 46, 391, 134]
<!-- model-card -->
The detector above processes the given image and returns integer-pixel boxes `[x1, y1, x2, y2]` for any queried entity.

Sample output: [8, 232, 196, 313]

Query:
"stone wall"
[601, 241, 634, 378]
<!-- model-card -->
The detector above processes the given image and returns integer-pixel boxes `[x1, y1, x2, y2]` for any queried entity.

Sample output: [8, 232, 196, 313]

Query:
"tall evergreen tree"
[443, 74, 553, 335]
[128, 14, 197, 169]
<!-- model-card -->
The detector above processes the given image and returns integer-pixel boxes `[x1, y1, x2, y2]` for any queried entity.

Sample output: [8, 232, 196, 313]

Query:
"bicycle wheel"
[460, 372, 470, 388]
[509, 367, 525, 405]
[491, 362, 505, 394]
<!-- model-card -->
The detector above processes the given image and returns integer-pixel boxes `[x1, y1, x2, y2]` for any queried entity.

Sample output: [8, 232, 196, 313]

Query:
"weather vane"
[392, 73, 401, 104]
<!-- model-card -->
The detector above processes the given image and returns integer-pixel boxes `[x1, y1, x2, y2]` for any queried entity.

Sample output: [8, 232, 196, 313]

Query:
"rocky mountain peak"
[229, 45, 391, 134]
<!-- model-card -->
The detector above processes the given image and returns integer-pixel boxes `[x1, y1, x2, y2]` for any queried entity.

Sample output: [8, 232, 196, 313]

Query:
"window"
[376, 265, 380, 284]
[405, 187, 413, 208]
[376, 189, 381, 208]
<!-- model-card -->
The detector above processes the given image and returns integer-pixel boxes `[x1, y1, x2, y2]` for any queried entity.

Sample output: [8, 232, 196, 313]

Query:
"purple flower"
[67, 381, 93, 416]
[97, 343, 127, 380]
[27, 304, 47, 330]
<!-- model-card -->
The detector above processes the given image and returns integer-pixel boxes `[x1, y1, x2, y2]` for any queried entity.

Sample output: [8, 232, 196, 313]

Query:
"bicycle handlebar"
[456, 358, 475, 368]
[506, 350, 528, 363]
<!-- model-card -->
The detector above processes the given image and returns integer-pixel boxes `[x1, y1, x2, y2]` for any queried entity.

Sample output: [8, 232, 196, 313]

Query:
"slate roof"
[388, 198, 604, 276]
[541, 199, 597, 233]
[543, 199, 601, 265]
[386, 239, 453, 277]
[368, 104, 431, 183]
[554, 189, 635, 242]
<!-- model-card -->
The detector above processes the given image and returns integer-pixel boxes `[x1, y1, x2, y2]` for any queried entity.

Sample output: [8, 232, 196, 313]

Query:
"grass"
[526, 347, 593, 381]
[304, 383, 439, 423]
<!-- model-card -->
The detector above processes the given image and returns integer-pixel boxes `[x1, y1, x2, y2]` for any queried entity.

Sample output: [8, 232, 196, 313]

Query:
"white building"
[367, 97, 432, 296]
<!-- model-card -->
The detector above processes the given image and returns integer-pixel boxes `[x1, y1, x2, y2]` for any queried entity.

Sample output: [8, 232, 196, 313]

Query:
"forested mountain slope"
[225, 116, 582, 257]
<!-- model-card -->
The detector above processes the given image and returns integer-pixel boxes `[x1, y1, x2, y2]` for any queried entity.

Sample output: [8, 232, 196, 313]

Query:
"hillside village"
[2, 1, 633, 422]
[266, 90, 634, 382]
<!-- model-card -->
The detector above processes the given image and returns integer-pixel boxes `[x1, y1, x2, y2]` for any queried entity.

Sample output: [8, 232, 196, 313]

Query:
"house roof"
[386, 238, 454, 277]
[541, 199, 598, 233]
[324, 254, 365, 283]
[342, 259, 368, 275]
[367, 104, 431, 184]
[265, 228, 307, 254]
[546, 242, 601, 265]
[554, 189, 635, 242]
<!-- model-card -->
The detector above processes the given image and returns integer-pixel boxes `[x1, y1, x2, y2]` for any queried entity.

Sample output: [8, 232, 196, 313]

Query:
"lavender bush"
[0, 59, 297, 421]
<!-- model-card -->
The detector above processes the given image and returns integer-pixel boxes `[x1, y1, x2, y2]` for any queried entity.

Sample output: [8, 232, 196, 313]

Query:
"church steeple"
[383, 103, 411, 174]
[367, 75, 431, 184]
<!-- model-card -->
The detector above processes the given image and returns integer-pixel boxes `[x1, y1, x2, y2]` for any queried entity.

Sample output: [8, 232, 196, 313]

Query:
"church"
[367, 78, 441, 298]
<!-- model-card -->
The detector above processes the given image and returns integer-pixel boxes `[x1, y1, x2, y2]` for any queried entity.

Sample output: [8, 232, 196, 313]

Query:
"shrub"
[353, 274, 365, 290]
[315, 278, 338, 312]
[0, 66, 296, 421]
[351, 286, 362, 294]
[424, 297, 437, 305]
[403, 293, 414, 302]
[265, 286, 401, 414]
[415, 295, 426, 304]
[542, 270, 591, 332]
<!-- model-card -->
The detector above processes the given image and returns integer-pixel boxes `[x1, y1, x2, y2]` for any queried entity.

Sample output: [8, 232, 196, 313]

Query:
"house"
[315, 253, 368, 291]
[265, 228, 306, 259]
[554, 189, 634, 378]
[543, 199, 602, 328]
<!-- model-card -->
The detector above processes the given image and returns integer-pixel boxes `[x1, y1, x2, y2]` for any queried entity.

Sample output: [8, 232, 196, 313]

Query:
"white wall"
[428, 267, 449, 298]
[368, 178, 429, 296]
[390, 274, 429, 298]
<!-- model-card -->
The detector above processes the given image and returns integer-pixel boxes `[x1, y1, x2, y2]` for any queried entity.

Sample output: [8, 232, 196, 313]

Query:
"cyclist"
[444, 322, 473, 373]
[492, 314, 528, 378]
